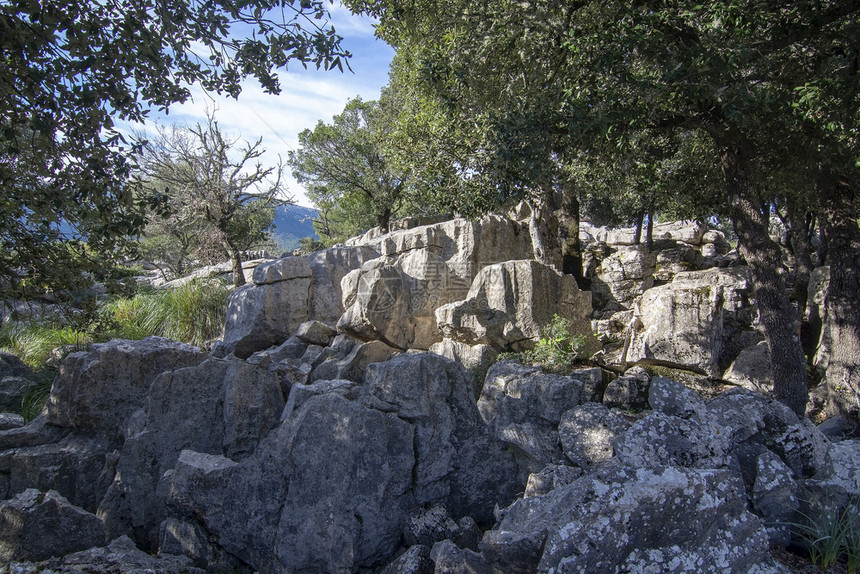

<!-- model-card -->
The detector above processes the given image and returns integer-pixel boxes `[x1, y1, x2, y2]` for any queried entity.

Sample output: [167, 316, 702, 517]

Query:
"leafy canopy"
[0, 0, 348, 301]
[289, 97, 412, 240]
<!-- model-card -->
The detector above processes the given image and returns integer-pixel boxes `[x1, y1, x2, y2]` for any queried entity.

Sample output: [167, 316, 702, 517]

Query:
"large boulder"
[478, 361, 584, 473]
[591, 245, 657, 311]
[436, 260, 592, 352]
[5, 434, 116, 513]
[164, 393, 415, 573]
[220, 246, 378, 358]
[360, 353, 520, 523]
[46, 337, 208, 442]
[724, 341, 773, 393]
[628, 267, 752, 375]
[99, 358, 284, 550]
[485, 464, 780, 573]
[0, 489, 105, 562]
[338, 216, 534, 351]
[558, 403, 635, 469]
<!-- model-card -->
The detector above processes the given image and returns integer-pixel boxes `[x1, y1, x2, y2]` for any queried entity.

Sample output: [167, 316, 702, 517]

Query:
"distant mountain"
[270, 204, 319, 252]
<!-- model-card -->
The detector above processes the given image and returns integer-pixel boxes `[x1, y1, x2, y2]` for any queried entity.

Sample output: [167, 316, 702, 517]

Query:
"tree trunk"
[719, 138, 808, 417]
[557, 178, 585, 286]
[786, 197, 814, 334]
[378, 206, 393, 233]
[527, 195, 562, 270]
[633, 212, 644, 245]
[645, 212, 654, 251]
[820, 173, 860, 425]
[226, 241, 246, 287]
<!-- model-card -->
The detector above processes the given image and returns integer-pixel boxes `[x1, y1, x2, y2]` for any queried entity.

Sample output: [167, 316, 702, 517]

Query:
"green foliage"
[502, 315, 592, 374]
[99, 279, 231, 348]
[289, 97, 417, 239]
[1, 0, 348, 302]
[295, 237, 326, 254]
[788, 494, 860, 572]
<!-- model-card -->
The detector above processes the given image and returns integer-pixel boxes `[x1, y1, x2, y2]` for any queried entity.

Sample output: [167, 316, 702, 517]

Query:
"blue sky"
[136, 4, 394, 207]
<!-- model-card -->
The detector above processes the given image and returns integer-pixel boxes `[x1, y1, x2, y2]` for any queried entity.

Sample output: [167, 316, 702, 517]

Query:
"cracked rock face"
[436, 260, 593, 352]
[491, 464, 780, 574]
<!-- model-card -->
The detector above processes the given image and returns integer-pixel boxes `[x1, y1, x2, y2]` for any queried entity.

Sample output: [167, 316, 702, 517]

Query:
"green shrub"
[0, 322, 91, 369]
[502, 314, 594, 373]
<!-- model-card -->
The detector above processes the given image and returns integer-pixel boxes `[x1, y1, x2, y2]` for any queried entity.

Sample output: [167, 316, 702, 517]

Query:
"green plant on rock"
[788, 493, 860, 572]
[505, 314, 592, 374]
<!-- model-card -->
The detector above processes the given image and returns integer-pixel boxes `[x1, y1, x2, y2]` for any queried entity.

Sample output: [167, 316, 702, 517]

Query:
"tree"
[356, 0, 860, 417]
[0, 0, 348, 301]
[139, 112, 285, 286]
[289, 97, 411, 238]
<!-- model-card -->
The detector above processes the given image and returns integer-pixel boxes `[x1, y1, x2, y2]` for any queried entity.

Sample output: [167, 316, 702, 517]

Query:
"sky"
[136, 4, 395, 208]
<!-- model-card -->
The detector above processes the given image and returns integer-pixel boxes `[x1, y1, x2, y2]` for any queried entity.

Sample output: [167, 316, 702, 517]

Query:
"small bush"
[502, 314, 594, 373]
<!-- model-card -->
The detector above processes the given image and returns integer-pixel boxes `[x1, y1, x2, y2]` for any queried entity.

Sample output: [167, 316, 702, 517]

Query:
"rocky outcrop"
[0, 489, 105, 562]
[99, 357, 284, 550]
[338, 215, 534, 351]
[436, 260, 592, 351]
[627, 268, 753, 375]
[47, 337, 208, 442]
[1, 215, 854, 573]
[219, 246, 378, 358]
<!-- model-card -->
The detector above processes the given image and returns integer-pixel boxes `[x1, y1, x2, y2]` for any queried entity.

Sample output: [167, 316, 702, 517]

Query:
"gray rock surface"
[5, 534, 205, 574]
[708, 388, 830, 479]
[380, 545, 434, 574]
[339, 216, 534, 351]
[478, 361, 584, 472]
[591, 245, 657, 311]
[0, 489, 105, 562]
[0, 412, 24, 431]
[558, 403, 634, 468]
[752, 450, 798, 548]
[437, 260, 592, 351]
[295, 319, 337, 346]
[6, 435, 115, 513]
[99, 358, 283, 549]
[46, 337, 207, 440]
[725, 341, 773, 393]
[166, 393, 415, 573]
[628, 268, 752, 375]
[220, 246, 377, 358]
[490, 464, 780, 574]
[361, 353, 520, 523]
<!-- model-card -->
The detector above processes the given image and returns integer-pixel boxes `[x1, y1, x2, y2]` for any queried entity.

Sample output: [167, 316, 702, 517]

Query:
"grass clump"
[789, 493, 860, 572]
[99, 278, 231, 348]
[501, 314, 594, 373]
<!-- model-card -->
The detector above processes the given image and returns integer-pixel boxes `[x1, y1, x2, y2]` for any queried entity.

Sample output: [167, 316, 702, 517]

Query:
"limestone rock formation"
[627, 267, 752, 375]
[436, 260, 592, 351]
[219, 246, 378, 358]
[0, 489, 105, 562]
[47, 337, 208, 441]
[0, 215, 853, 573]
